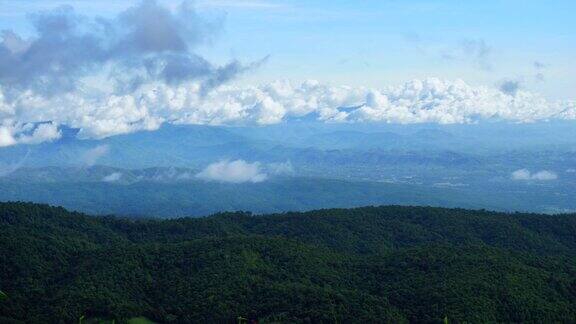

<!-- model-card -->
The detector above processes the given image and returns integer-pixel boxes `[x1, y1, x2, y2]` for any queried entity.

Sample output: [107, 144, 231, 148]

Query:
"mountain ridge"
[1, 202, 575, 322]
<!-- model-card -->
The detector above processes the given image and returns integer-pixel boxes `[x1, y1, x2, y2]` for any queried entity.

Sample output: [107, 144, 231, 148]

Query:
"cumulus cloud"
[511, 169, 558, 181]
[0, 122, 61, 147]
[196, 160, 268, 183]
[0, 127, 16, 147]
[1, 78, 575, 142]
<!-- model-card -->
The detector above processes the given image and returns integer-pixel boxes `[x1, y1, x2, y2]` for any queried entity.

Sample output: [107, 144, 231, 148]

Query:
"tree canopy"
[1, 202, 575, 322]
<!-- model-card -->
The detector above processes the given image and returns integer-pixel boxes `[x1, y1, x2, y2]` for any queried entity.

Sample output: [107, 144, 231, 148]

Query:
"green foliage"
[126, 317, 156, 324]
[0, 202, 576, 322]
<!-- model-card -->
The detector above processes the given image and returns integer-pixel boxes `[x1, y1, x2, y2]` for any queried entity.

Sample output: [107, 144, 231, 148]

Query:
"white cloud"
[0, 121, 61, 147]
[511, 169, 531, 180]
[196, 160, 268, 183]
[0, 126, 16, 147]
[17, 122, 61, 145]
[102, 172, 122, 182]
[0, 78, 575, 144]
[511, 169, 558, 181]
[531, 171, 559, 181]
[1, 1, 575, 148]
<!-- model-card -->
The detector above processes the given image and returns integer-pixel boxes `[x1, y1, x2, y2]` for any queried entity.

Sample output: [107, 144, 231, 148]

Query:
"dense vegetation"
[1, 202, 576, 323]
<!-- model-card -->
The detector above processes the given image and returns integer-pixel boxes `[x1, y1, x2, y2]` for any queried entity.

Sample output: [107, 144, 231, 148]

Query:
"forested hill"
[1, 203, 576, 323]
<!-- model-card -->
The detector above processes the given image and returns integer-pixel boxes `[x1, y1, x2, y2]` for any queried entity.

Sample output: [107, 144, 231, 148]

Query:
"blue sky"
[1, 0, 576, 147]
[219, 0, 576, 99]
[214, 0, 575, 97]
[1, 0, 574, 99]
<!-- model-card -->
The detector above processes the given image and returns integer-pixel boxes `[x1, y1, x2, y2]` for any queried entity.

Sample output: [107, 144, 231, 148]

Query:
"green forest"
[1, 202, 576, 323]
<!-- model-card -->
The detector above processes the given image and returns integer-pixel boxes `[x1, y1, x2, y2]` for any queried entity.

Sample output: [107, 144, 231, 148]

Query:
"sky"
[0, 0, 575, 145]
[2, 0, 574, 98]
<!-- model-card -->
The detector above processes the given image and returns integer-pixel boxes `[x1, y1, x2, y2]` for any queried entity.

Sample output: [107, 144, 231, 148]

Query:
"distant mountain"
[2, 121, 576, 170]
[299, 130, 403, 149]
[0, 124, 255, 169]
[1, 202, 575, 322]
[1, 122, 575, 218]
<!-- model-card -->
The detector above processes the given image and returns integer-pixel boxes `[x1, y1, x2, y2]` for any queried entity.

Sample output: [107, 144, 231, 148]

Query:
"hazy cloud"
[499, 79, 521, 96]
[511, 169, 558, 181]
[196, 160, 268, 183]
[442, 39, 493, 71]
[267, 161, 294, 175]
[197, 0, 288, 10]
[534, 61, 546, 69]
[534, 61, 547, 82]
[461, 39, 492, 71]
[81, 144, 110, 166]
[102, 172, 122, 182]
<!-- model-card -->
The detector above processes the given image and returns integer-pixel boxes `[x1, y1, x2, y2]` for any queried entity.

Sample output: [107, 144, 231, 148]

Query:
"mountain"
[1, 202, 575, 322]
[1, 121, 576, 216]
[2, 121, 576, 170]
[0, 124, 255, 169]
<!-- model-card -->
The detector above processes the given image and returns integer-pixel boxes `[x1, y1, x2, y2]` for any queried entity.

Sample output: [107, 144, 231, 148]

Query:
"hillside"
[1, 202, 576, 322]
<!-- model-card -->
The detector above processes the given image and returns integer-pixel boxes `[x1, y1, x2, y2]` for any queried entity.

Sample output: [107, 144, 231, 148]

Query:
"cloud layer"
[0, 1, 575, 147]
[1, 77, 575, 145]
